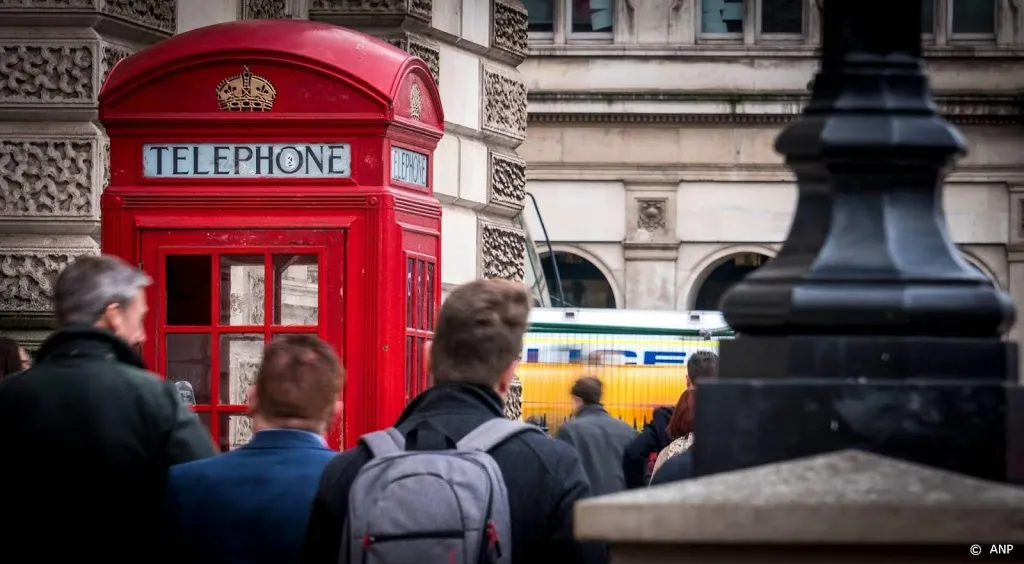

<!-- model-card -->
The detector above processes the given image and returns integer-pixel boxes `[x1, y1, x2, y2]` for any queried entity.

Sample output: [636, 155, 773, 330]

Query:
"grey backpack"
[344, 418, 541, 564]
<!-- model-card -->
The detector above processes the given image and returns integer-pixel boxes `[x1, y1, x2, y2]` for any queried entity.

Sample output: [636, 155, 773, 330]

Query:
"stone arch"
[959, 248, 1001, 288]
[684, 244, 779, 310]
[538, 244, 622, 308]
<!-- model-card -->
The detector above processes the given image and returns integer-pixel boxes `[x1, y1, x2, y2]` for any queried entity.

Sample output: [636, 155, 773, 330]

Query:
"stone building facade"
[0, 0, 531, 350]
[520, 0, 1024, 342]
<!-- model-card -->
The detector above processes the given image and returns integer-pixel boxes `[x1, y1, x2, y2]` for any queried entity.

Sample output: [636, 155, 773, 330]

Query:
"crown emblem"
[216, 66, 277, 112]
[409, 83, 422, 120]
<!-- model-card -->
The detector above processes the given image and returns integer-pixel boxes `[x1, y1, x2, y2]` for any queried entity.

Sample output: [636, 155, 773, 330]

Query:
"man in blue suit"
[164, 334, 344, 564]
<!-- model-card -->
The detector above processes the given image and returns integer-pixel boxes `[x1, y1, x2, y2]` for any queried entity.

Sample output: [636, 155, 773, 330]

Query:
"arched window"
[693, 252, 770, 310]
[540, 250, 617, 308]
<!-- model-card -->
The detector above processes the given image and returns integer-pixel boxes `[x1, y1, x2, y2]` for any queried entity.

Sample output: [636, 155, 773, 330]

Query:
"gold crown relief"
[216, 66, 277, 112]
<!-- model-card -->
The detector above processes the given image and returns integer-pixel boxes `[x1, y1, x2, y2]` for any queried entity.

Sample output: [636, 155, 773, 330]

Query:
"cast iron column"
[693, 0, 1021, 483]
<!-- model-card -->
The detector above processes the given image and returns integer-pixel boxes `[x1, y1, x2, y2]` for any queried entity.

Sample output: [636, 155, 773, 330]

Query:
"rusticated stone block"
[479, 221, 526, 281]
[482, 66, 527, 142]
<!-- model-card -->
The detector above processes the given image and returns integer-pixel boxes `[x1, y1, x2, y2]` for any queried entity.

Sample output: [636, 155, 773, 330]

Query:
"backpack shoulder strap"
[360, 427, 406, 458]
[457, 418, 539, 453]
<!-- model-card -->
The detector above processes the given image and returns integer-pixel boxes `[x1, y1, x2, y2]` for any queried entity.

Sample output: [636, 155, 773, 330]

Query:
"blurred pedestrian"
[556, 376, 636, 496]
[0, 254, 216, 562]
[649, 350, 718, 484]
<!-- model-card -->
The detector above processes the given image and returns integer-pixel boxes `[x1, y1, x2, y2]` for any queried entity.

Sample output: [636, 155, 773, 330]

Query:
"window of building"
[922, 0, 935, 34]
[760, 0, 803, 34]
[701, 0, 744, 35]
[570, 0, 614, 34]
[699, 0, 805, 40]
[525, 0, 555, 33]
[525, 0, 614, 41]
[950, 0, 996, 35]
[921, 0, 997, 39]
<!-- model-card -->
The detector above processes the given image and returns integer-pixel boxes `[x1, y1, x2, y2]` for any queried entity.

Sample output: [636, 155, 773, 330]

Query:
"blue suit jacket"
[165, 429, 336, 564]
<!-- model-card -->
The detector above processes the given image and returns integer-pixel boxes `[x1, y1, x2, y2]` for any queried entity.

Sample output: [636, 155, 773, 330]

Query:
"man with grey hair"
[0, 254, 216, 562]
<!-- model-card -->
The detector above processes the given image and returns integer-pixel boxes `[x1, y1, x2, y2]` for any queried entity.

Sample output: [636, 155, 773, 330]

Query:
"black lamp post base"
[693, 336, 1021, 483]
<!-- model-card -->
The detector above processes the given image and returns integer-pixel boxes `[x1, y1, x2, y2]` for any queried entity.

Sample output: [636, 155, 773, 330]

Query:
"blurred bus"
[518, 308, 733, 435]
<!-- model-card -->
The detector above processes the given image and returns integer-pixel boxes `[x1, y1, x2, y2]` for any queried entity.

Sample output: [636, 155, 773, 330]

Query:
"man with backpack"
[299, 279, 603, 564]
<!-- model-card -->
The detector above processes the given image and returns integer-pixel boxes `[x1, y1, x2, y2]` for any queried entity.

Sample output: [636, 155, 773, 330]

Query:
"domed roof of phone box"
[101, 19, 421, 104]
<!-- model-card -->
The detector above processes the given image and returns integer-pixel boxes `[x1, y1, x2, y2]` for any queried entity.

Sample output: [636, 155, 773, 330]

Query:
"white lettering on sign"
[390, 147, 428, 187]
[142, 143, 352, 178]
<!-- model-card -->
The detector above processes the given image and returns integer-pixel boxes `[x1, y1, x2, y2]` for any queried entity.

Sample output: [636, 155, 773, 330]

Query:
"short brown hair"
[687, 350, 719, 380]
[570, 376, 602, 405]
[430, 279, 530, 387]
[255, 335, 343, 423]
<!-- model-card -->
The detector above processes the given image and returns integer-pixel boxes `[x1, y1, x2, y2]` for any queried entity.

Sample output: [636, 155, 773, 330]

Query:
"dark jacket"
[621, 406, 674, 489]
[648, 448, 694, 486]
[299, 382, 606, 564]
[166, 429, 336, 564]
[555, 404, 637, 496]
[0, 326, 216, 562]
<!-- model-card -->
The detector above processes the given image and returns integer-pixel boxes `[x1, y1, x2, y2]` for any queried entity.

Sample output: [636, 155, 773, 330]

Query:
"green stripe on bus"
[527, 322, 735, 337]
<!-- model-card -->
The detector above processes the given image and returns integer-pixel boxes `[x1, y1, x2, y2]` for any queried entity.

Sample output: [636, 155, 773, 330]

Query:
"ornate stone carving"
[407, 40, 439, 85]
[101, 43, 133, 86]
[482, 67, 527, 141]
[0, 0, 92, 6]
[310, 0, 431, 20]
[0, 251, 94, 314]
[101, 138, 110, 189]
[488, 152, 526, 209]
[480, 222, 526, 281]
[102, 0, 175, 34]
[637, 199, 667, 231]
[505, 377, 523, 421]
[382, 33, 439, 84]
[409, 0, 430, 19]
[0, 140, 96, 218]
[492, 0, 528, 60]
[241, 0, 288, 19]
[0, 44, 94, 103]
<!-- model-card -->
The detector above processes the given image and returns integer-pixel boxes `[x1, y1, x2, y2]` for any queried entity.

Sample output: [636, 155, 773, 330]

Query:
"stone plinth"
[575, 450, 1024, 563]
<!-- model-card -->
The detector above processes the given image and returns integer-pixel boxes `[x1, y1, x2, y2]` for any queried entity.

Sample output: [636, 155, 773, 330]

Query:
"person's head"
[427, 279, 531, 398]
[248, 334, 344, 433]
[0, 337, 22, 377]
[570, 376, 602, 413]
[687, 350, 719, 381]
[54, 254, 152, 346]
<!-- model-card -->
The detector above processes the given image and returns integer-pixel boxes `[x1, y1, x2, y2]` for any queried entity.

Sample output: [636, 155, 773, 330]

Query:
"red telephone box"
[98, 20, 444, 451]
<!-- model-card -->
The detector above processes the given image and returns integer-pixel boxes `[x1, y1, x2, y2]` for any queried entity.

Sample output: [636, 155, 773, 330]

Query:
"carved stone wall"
[492, 0, 528, 60]
[0, 1, 173, 347]
[309, 0, 431, 22]
[240, 0, 308, 20]
[308, 0, 531, 287]
[483, 65, 528, 142]
[382, 32, 439, 84]
[480, 221, 527, 281]
[241, 0, 288, 19]
[485, 151, 526, 216]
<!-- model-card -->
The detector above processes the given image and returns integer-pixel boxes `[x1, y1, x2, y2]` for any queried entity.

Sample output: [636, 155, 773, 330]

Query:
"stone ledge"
[575, 450, 1024, 545]
[528, 92, 1023, 127]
